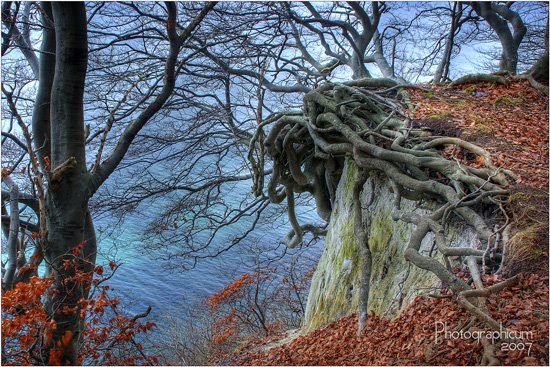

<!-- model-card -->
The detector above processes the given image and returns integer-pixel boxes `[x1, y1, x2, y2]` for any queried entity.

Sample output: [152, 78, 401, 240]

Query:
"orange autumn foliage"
[1, 259, 159, 366]
[206, 266, 314, 359]
[228, 273, 549, 366]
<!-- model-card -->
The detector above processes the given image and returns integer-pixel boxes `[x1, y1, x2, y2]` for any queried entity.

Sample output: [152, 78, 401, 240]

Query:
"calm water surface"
[93, 179, 324, 328]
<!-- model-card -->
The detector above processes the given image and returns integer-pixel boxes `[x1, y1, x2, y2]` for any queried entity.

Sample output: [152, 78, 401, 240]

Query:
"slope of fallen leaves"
[410, 79, 549, 276]
[409, 79, 548, 191]
[226, 273, 548, 366]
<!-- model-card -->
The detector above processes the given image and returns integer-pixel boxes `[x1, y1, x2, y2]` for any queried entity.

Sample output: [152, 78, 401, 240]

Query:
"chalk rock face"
[303, 159, 480, 331]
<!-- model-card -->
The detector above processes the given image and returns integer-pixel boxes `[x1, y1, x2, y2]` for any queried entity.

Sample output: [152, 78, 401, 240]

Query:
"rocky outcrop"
[304, 159, 480, 331]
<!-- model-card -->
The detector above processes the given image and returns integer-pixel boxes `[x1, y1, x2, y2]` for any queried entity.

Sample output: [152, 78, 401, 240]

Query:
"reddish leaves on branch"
[2, 276, 54, 358]
[1, 259, 159, 366]
[206, 266, 314, 360]
[207, 270, 275, 350]
[208, 272, 261, 311]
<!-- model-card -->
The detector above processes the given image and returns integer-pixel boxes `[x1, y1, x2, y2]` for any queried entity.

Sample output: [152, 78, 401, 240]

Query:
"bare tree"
[1, 2, 215, 363]
[81, 2, 330, 268]
[280, 2, 406, 82]
[471, 1, 527, 74]
[76, 2, 546, 273]
[2, 3, 546, 363]
[432, 2, 476, 83]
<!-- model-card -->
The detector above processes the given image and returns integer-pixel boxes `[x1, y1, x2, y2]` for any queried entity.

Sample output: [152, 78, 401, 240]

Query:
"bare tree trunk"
[347, 1, 376, 80]
[36, 3, 215, 363]
[517, 19, 549, 94]
[2, 176, 19, 290]
[528, 52, 549, 81]
[471, 2, 526, 74]
[351, 51, 372, 79]
[371, 31, 406, 83]
[31, 2, 54, 169]
[526, 19, 549, 81]
[433, 3, 460, 84]
[42, 3, 90, 364]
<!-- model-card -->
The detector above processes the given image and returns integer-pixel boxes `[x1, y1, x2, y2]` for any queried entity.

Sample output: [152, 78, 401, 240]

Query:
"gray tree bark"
[348, 1, 378, 80]
[471, 2, 526, 74]
[31, 2, 55, 170]
[526, 20, 549, 81]
[370, 30, 407, 83]
[433, 2, 462, 84]
[2, 175, 20, 290]
[41, 3, 90, 364]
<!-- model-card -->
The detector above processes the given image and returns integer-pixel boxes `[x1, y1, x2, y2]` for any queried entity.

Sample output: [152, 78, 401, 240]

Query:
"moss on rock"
[303, 159, 482, 331]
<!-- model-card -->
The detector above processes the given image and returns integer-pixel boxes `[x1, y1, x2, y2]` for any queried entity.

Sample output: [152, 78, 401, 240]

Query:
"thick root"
[449, 74, 511, 87]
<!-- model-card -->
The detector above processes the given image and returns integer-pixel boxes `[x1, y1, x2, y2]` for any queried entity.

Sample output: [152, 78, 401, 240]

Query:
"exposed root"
[473, 326, 501, 366]
[449, 74, 511, 87]
[248, 78, 516, 340]
[514, 73, 549, 96]
[457, 275, 518, 335]
[354, 168, 372, 335]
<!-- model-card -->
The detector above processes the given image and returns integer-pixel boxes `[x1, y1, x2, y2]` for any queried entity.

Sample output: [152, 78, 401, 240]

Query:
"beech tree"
[1, 2, 215, 364]
[470, 1, 527, 74]
[32, 1, 547, 271]
[86, 2, 327, 267]
[281, 2, 405, 82]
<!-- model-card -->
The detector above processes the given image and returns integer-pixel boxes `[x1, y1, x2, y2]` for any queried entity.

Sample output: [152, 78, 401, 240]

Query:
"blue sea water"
[92, 178, 325, 329]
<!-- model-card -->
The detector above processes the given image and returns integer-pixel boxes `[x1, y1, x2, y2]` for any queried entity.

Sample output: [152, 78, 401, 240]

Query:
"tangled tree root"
[249, 78, 518, 364]
[448, 71, 549, 96]
[449, 73, 511, 87]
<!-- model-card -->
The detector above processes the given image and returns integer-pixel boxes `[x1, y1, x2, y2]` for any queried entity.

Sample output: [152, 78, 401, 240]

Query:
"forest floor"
[228, 273, 548, 366]
[410, 79, 548, 191]
[221, 80, 549, 366]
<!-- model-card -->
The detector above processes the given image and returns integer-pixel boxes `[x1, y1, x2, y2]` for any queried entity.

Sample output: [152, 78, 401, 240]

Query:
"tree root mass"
[249, 78, 520, 364]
